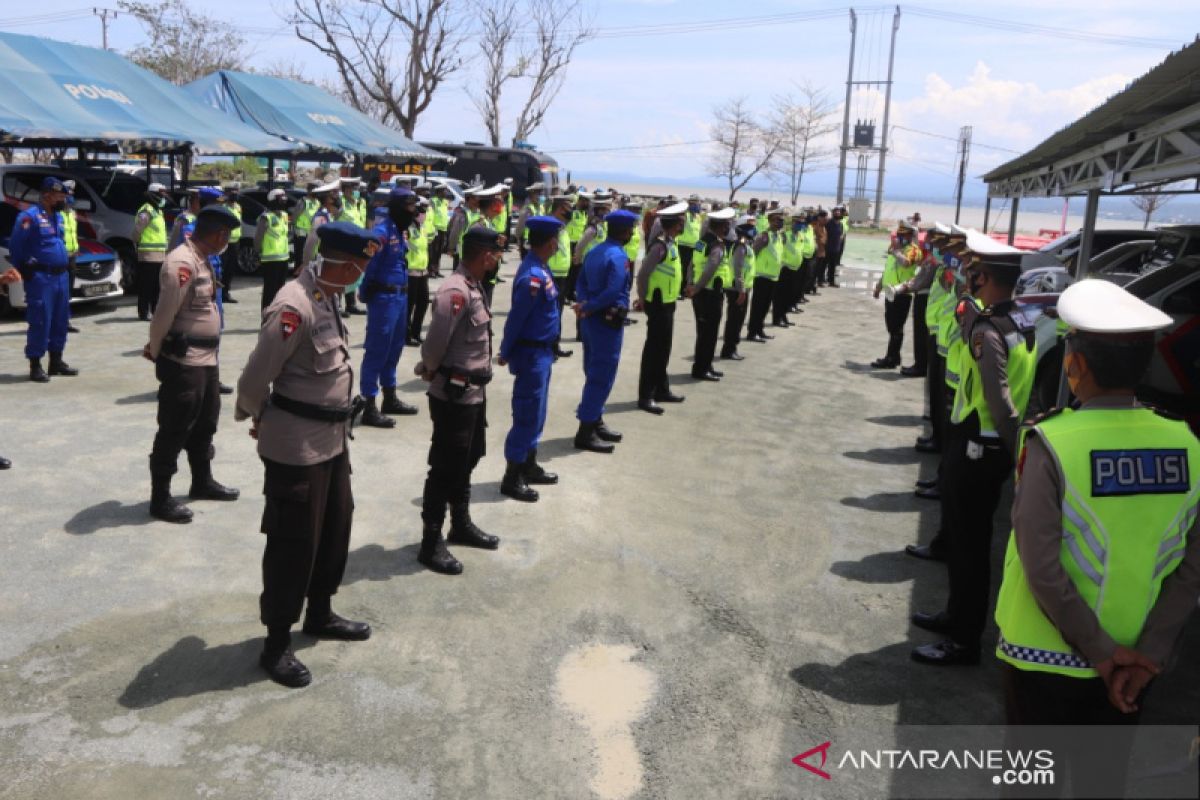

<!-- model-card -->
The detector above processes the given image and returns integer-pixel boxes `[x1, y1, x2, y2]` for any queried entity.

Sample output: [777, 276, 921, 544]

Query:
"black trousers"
[137, 259, 162, 318]
[638, 295, 675, 400]
[927, 343, 944, 447]
[801, 258, 817, 294]
[1002, 664, 1141, 799]
[259, 451, 353, 630]
[407, 274, 430, 340]
[883, 294, 913, 363]
[679, 246, 695, 299]
[942, 429, 1013, 646]
[747, 276, 775, 335]
[421, 396, 486, 527]
[291, 235, 306, 272]
[149, 359, 220, 478]
[483, 280, 495, 308]
[552, 272, 570, 344]
[775, 269, 798, 319]
[911, 293, 929, 371]
[260, 259, 290, 311]
[691, 287, 723, 375]
[220, 246, 239, 297]
[721, 288, 747, 356]
[429, 231, 447, 275]
[563, 261, 582, 337]
[823, 252, 838, 284]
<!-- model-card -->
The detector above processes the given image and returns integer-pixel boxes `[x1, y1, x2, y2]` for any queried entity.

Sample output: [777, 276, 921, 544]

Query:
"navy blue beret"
[462, 226, 504, 251]
[317, 221, 379, 257]
[525, 215, 564, 237]
[196, 205, 240, 229]
[41, 176, 66, 192]
[604, 209, 639, 228]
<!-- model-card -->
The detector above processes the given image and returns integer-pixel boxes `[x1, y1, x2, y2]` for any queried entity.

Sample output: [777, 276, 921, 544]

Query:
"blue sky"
[6, 1, 1200, 201]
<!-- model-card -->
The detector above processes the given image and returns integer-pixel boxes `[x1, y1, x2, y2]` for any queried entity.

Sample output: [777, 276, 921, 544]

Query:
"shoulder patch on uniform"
[1030, 406, 1066, 426]
[529, 274, 543, 295]
[694, 240, 707, 256]
[178, 266, 192, 286]
[20, 217, 31, 229]
[280, 310, 301, 339]
[449, 291, 466, 315]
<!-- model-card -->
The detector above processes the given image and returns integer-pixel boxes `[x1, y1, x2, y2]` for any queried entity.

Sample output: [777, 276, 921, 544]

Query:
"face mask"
[314, 256, 364, 288]
[967, 271, 984, 296]
[51, 200, 67, 212]
[67, 196, 75, 207]
[216, 242, 230, 256]
[353, 190, 361, 200]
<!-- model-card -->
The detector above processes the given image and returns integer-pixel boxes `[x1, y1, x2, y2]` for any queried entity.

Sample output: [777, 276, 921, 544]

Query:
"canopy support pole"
[1055, 187, 1101, 407]
[267, 157, 275, 190]
[168, 154, 176, 191]
[1006, 196, 1020, 245]
[982, 196, 992, 233]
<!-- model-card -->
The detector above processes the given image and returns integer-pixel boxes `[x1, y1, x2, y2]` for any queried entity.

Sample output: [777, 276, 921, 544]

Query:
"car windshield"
[83, 174, 147, 215]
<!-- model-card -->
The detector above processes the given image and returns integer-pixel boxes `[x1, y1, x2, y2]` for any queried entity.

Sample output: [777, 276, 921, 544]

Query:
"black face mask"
[272, 199, 290, 211]
[51, 200, 67, 212]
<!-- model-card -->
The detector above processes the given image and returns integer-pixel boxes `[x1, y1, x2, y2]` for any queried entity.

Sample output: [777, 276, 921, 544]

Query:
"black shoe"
[67, 324, 80, 333]
[0, 456, 10, 470]
[595, 419, 622, 443]
[48, 353, 78, 376]
[915, 478, 937, 489]
[406, 337, 421, 347]
[554, 346, 573, 358]
[224, 295, 239, 304]
[347, 305, 366, 316]
[523, 451, 558, 485]
[418, 526, 463, 575]
[654, 391, 685, 403]
[720, 351, 745, 361]
[574, 422, 615, 453]
[638, 398, 664, 415]
[501, 461, 539, 502]
[189, 477, 240, 501]
[911, 640, 980, 666]
[870, 357, 898, 369]
[911, 611, 953, 635]
[302, 612, 371, 641]
[760, 332, 776, 340]
[692, 370, 719, 382]
[260, 648, 312, 688]
[899, 365, 923, 377]
[828, 281, 840, 288]
[772, 321, 791, 328]
[915, 440, 940, 454]
[341, 308, 351, 319]
[138, 313, 151, 322]
[380, 389, 418, 415]
[904, 543, 947, 562]
[29, 359, 49, 383]
[448, 515, 500, 550]
[744, 335, 766, 343]
[360, 397, 396, 428]
[219, 383, 233, 395]
[150, 495, 193, 524]
[914, 486, 940, 501]
[708, 368, 724, 378]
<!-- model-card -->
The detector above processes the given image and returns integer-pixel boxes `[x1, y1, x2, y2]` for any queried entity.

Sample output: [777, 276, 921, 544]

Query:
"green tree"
[118, 0, 251, 85]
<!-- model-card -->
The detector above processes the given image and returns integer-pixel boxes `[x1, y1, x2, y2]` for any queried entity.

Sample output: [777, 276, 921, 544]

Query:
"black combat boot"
[302, 600, 371, 640]
[259, 627, 312, 688]
[150, 473, 193, 524]
[188, 466, 240, 502]
[48, 352, 78, 376]
[595, 418, 623, 443]
[29, 358, 49, 383]
[523, 450, 558, 485]
[418, 523, 464, 575]
[574, 422, 615, 453]
[500, 461, 538, 502]
[380, 387, 418, 415]
[448, 499, 500, 549]
[360, 396, 396, 428]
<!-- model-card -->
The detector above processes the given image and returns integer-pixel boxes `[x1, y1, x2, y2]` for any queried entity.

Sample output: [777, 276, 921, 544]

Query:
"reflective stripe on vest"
[136, 203, 167, 253]
[227, 202, 243, 242]
[261, 211, 289, 262]
[408, 223, 429, 273]
[646, 238, 681, 302]
[61, 209, 78, 254]
[995, 407, 1200, 677]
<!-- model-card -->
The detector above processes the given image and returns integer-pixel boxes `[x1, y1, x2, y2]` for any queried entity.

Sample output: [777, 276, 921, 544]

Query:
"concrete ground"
[0, 234, 1196, 799]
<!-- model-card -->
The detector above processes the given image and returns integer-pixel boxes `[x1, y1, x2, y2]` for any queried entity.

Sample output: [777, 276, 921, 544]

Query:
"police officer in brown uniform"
[143, 206, 241, 524]
[234, 221, 377, 688]
[415, 228, 505, 576]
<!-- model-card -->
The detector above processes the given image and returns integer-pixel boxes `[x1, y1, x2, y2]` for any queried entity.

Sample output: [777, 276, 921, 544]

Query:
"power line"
[553, 139, 714, 154]
[0, 9, 96, 28]
[892, 124, 1021, 154]
[905, 6, 1181, 49]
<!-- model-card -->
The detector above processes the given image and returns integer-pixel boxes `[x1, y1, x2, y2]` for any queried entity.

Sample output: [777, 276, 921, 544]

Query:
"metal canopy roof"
[983, 38, 1200, 198]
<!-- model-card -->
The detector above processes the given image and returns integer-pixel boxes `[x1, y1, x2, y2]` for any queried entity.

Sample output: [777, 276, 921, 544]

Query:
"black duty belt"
[516, 339, 553, 348]
[163, 333, 220, 357]
[437, 366, 492, 385]
[270, 392, 353, 422]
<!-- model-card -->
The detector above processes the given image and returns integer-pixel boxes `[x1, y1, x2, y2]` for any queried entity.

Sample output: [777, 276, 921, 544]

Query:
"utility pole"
[953, 125, 972, 224]
[93, 7, 118, 51]
[834, 9, 857, 206]
[872, 5, 901, 228]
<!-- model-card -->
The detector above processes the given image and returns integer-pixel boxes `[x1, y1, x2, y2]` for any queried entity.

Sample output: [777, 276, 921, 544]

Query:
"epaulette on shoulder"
[1028, 406, 1067, 427]
[1147, 404, 1185, 422]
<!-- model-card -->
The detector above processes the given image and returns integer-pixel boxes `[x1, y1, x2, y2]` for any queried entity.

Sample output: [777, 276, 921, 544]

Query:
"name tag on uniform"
[1091, 449, 1190, 496]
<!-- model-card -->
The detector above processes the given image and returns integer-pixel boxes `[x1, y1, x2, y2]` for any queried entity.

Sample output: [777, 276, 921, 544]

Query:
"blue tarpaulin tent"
[184, 70, 446, 161]
[0, 32, 294, 155]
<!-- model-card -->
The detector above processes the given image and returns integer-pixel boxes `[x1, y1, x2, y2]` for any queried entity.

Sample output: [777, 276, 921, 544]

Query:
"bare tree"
[707, 97, 780, 202]
[291, 0, 468, 137]
[1130, 185, 1175, 229]
[769, 82, 839, 204]
[468, 0, 593, 147]
[118, 0, 250, 85]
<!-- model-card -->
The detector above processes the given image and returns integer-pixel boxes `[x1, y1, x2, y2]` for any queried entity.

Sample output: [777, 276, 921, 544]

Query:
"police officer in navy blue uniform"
[359, 187, 420, 428]
[572, 209, 637, 453]
[9, 177, 78, 383]
[498, 216, 565, 502]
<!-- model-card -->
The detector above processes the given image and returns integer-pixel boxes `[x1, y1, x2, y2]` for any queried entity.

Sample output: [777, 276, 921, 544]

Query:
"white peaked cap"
[1057, 279, 1173, 334]
[708, 207, 737, 221]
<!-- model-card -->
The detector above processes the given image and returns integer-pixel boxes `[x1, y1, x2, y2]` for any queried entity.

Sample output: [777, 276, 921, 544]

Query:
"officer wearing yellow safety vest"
[255, 189, 293, 310]
[406, 190, 434, 346]
[676, 195, 704, 302]
[746, 208, 786, 340]
[219, 184, 243, 305]
[633, 201, 688, 415]
[428, 184, 451, 277]
[514, 182, 546, 259]
[61, 180, 81, 333]
[337, 178, 367, 315]
[571, 192, 613, 339]
[687, 206, 736, 381]
[546, 194, 575, 360]
[872, 219, 921, 369]
[719, 214, 754, 362]
[473, 184, 506, 306]
[912, 247, 1038, 666]
[773, 211, 805, 326]
[133, 182, 172, 321]
[292, 182, 320, 274]
[995, 279, 1199, 794]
